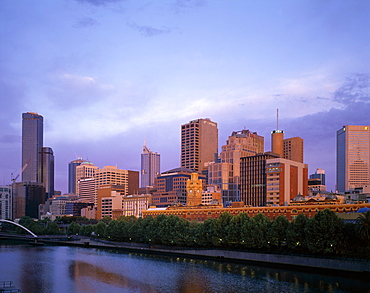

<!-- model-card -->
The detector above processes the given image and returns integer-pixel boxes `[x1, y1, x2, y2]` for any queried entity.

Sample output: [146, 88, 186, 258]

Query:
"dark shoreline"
[1, 235, 369, 279]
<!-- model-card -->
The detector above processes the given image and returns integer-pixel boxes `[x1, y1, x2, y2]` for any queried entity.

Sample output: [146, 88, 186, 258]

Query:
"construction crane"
[11, 159, 30, 183]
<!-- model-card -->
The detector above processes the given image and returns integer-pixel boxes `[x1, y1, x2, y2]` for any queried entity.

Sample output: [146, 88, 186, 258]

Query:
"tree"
[267, 215, 289, 248]
[67, 221, 81, 235]
[356, 211, 370, 245]
[45, 222, 61, 235]
[286, 213, 308, 251]
[305, 209, 344, 255]
[241, 213, 271, 249]
[94, 221, 106, 238]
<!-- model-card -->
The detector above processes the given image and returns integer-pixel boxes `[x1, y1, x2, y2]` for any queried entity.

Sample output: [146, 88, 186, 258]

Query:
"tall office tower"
[221, 129, 264, 184]
[78, 178, 96, 203]
[284, 137, 304, 163]
[68, 158, 88, 194]
[141, 143, 160, 188]
[41, 147, 54, 199]
[240, 153, 279, 206]
[309, 168, 326, 185]
[12, 181, 45, 219]
[22, 112, 43, 182]
[336, 125, 370, 192]
[75, 162, 98, 197]
[181, 118, 218, 172]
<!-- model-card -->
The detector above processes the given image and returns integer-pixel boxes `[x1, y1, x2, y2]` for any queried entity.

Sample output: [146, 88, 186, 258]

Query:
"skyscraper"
[336, 125, 370, 192]
[68, 158, 89, 194]
[22, 112, 43, 182]
[42, 147, 54, 199]
[141, 143, 160, 188]
[283, 137, 304, 163]
[181, 118, 218, 172]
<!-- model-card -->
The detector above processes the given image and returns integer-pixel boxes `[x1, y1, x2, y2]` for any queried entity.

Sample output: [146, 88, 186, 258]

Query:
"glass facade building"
[336, 125, 370, 192]
[141, 144, 160, 188]
[22, 112, 43, 182]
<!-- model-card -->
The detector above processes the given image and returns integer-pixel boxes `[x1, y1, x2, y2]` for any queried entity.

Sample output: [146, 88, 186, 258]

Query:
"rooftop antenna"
[276, 108, 279, 130]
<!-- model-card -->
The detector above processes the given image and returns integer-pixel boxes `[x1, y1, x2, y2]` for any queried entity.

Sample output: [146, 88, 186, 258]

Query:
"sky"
[0, 0, 369, 193]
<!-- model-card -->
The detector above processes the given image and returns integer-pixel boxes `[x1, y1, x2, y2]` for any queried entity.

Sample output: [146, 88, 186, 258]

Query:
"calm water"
[0, 243, 368, 293]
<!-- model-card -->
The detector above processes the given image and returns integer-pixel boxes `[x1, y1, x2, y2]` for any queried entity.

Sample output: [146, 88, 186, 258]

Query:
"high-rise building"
[181, 118, 218, 172]
[265, 158, 308, 206]
[152, 168, 206, 207]
[12, 181, 45, 219]
[271, 130, 284, 158]
[220, 129, 264, 184]
[0, 186, 12, 220]
[240, 153, 279, 206]
[141, 143, 160, 188]
[95, 166, 139, 196]
[41, 147, 54, 199]
[271, 128, 304, 163]
[283, 137, 304, 163]
[22, 112, 43, 182]
[336, 125, 370, 192]
[68, 158, 88, 194]
[309, 168, 326, 186]
[75, 162, 98, 198]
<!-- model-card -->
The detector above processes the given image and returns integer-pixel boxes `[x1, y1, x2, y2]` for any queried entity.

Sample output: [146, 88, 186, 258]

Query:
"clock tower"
[186, 173, 203, 206]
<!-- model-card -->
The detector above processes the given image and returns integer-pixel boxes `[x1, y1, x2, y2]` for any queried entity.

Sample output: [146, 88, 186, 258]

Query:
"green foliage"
[67, 221, 81, 235]
[356, 211, 370, 244]
[94, 221, 106, 237]
[241, 213, 271, 249]
[286, 213, 308, 251]
[267, 215, 289, 248]
[305, 209, 344, 255]
[45, 222, 61, 235]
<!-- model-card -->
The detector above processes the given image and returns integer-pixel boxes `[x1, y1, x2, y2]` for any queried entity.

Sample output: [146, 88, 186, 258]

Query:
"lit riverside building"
[181, 118, 218, 172]
[336, 125, 370, 193]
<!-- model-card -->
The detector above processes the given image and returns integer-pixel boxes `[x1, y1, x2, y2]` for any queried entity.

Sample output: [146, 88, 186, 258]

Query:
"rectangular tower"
[336, 125, 370, 192]
[141, 144, 160, 188]
[283, 137, 304, 163]
[22, 112, 43, 182]
[181, 118, 218, 172]
[41, 147, 54, 199]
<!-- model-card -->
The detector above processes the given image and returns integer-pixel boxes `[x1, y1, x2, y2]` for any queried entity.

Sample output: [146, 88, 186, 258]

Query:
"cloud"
[127, 22, 172, 37]
[45, 74, 114, 110]
[73, 17, 100, 28]
[172, 0, 205, 12]
[73, 0, 124, 7]
[332, 73, 370, 105]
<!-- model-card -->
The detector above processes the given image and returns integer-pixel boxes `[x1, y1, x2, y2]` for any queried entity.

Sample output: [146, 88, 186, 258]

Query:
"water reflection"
[0, 243, 368, 293]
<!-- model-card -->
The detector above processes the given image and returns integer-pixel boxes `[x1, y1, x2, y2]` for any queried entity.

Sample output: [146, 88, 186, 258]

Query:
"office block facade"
[265, 158, 308, 206]
[22, 112, 43, 182]
[240, 153, 279, 206]
[181, 118, 218, 172]
[152, 168, 206, 207]
[284, 137, 304, 163]
[141, 144, 160, 188]
[0, 186, 12, 220]
[337, 125, 370, 192]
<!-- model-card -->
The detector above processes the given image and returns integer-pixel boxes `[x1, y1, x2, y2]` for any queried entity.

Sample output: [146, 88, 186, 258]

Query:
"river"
[0, 242, 368, 293]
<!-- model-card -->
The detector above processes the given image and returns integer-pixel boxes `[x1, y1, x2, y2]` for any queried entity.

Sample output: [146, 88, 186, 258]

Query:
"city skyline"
[1, 1, 369, 193]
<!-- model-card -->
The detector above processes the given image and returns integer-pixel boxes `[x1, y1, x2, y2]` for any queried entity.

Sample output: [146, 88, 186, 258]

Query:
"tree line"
[7, 209, 370, 259]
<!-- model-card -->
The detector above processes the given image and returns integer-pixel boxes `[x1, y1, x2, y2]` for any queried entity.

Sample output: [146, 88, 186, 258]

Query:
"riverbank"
[1, 234, 369, 277]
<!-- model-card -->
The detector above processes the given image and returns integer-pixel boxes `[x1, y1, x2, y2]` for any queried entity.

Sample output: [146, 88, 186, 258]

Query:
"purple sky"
[1, 0, 369, 193]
